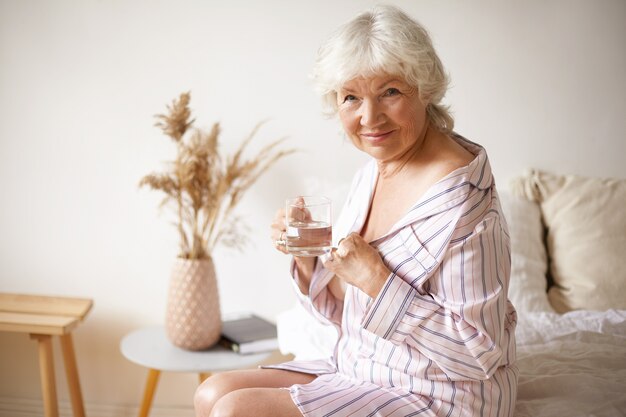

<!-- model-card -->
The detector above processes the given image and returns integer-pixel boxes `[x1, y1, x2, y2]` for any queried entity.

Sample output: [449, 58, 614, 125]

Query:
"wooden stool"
[0, 293, 93, 417]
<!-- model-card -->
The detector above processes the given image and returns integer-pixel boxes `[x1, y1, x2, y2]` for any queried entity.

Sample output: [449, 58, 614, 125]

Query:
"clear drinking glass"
[285, 196, 332, 257]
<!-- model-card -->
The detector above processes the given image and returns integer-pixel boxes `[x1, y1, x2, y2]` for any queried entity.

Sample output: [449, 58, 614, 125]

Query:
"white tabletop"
[120, 326, 273, 373]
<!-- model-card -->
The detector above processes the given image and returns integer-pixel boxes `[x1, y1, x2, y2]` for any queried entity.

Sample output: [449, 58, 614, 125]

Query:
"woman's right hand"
[271, 196, 311, 255]
[270, 201, 316, 294]
[270, 207, 289, 255]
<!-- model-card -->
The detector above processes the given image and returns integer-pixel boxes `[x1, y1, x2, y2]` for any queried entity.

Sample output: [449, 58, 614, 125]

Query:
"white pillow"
[499, 192, 554, 313]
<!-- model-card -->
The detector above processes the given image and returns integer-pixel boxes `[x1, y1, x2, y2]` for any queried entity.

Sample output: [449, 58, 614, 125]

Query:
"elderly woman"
[195, 5, 517, 417]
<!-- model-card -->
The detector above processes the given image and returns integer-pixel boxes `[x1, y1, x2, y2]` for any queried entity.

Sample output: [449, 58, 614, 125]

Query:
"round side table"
[120, 326, 274, 417]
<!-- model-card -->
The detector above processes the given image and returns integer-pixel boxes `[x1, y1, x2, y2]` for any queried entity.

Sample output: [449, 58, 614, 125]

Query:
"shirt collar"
[349, 134, 494, 243]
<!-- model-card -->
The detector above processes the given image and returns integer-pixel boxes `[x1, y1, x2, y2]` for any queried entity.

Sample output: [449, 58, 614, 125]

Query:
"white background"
[1, 0, 624, 414]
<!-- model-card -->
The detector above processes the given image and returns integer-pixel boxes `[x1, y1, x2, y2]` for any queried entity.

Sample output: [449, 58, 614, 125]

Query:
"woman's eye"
[343, 94, 358, 103]
[382, 88, 400, 97]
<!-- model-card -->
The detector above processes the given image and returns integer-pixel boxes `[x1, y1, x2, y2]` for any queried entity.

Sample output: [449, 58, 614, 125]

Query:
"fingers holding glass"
[271, 209, 289, 254]
[275, 230, 287, 246]
[285, 196, 332, 257]
[287, 196, 313, 223]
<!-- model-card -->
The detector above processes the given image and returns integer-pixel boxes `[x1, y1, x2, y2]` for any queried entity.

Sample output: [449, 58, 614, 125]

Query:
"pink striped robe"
[267, 136, 518, 416]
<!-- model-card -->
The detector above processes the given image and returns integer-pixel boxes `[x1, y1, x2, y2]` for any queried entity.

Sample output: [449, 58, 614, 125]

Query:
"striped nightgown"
[266, 135, 518, 417]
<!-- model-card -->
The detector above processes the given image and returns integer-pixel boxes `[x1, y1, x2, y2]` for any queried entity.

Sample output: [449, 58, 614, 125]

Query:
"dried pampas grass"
[140, 92, 294, 260]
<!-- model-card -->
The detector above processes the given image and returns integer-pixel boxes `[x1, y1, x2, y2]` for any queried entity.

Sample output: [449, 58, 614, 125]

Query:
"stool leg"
[31, 334, 59, 417]
[60, 333, 86, 417]
[198, 372, 211, 384]
[138, 369, 160, 417]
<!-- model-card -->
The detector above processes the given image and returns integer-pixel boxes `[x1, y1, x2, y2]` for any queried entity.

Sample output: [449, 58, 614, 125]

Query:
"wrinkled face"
[337, 75, 428, 163]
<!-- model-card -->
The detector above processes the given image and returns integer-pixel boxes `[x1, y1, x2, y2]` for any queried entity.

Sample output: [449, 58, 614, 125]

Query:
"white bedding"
[514, 309, 626, 417]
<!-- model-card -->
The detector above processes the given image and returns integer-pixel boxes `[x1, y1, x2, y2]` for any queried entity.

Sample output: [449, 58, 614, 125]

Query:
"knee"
[194, 374, 236, 417]
[193, 380, 216, 417]
[208, 391, 246, 417]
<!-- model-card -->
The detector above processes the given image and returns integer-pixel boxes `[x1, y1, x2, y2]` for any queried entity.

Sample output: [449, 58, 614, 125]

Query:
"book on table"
[220, 314, 278, 354]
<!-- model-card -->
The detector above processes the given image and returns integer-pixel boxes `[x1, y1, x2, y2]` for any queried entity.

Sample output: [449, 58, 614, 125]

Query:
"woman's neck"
[376, 123, 436, 180]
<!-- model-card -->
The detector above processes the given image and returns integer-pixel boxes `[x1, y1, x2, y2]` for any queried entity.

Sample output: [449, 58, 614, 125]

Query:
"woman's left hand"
[322, 232, 390, 298]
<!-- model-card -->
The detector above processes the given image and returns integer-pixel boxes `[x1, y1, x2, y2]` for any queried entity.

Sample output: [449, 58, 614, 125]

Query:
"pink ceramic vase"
[165, 258, 222, 350]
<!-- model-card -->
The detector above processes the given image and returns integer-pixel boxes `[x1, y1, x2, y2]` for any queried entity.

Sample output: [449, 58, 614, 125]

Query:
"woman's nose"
[359, 99, 385, 128]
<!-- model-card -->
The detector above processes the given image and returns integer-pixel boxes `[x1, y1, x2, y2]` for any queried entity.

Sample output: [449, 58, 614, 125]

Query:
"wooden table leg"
[60, 333, 86, 417]
[138, 369, 160, 417]
[31, 334, 59, 417]
[198, 372, 211, 384]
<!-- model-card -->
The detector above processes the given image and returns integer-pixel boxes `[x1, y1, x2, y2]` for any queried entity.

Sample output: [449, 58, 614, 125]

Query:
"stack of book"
[220, 313, 278, 355]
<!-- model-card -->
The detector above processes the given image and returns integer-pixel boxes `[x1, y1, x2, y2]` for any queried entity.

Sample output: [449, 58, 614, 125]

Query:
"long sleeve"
[290, 259, 344, 327]
[287, 162, 376, 328]
[361, 190, 514, 380]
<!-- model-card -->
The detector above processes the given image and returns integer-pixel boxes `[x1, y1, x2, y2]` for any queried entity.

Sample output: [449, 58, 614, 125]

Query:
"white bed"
[277, 170, 626, 417]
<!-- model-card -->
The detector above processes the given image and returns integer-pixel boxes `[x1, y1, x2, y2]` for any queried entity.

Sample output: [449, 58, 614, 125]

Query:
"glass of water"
[285, 196, 332, 257]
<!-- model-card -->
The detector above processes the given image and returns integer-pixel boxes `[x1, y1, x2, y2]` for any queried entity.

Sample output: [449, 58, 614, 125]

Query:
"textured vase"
[165, 258, 222, 350]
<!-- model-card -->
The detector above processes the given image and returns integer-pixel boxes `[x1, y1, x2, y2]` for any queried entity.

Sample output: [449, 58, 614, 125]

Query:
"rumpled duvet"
[514, 309, 626, 417]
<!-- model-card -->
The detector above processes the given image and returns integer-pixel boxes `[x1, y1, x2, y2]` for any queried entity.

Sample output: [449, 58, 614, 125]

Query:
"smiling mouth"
[360, 130, 393, 143]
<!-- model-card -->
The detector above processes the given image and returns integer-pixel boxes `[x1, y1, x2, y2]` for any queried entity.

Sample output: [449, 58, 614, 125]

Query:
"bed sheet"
[514, 309, 626, 417]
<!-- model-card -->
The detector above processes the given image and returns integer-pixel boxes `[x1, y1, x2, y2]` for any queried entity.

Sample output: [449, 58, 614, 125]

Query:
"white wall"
[1, 0, 624, 415]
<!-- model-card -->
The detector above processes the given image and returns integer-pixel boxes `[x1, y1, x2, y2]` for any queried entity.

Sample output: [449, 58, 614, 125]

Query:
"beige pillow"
[499, 192, 553, 313]
[511, 170, 626, 313]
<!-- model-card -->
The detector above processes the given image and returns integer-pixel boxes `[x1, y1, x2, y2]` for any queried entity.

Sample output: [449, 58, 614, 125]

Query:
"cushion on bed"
[511, 169, 626, 313]
[499, 192, 553, 313]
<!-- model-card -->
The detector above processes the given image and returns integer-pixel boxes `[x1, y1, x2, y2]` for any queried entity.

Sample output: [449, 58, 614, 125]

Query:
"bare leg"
[211, 387, 303, 417]
[194, 368, 315, 417]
